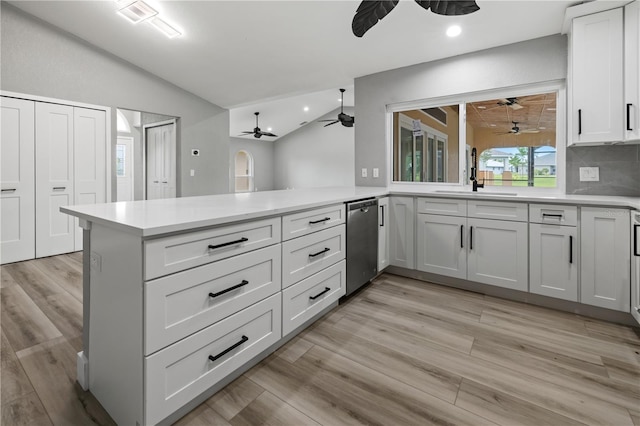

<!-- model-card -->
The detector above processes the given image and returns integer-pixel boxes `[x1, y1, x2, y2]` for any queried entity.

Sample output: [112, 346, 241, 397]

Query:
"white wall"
[354, 34, 568, 186]
[1, 3, 230, 198]
[229, 137, 275, 192]
[273, 107, 355, 189]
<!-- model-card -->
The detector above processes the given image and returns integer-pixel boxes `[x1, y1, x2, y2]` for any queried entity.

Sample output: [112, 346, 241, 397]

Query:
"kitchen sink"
[434, 190, 518, 196]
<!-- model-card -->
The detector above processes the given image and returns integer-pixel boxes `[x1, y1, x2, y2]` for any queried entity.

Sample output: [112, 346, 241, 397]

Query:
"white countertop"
[61, 186, 639, 237]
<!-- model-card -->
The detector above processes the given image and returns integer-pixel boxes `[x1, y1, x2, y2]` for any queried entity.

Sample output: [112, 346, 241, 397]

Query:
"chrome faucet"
[470, 147, 484, 192]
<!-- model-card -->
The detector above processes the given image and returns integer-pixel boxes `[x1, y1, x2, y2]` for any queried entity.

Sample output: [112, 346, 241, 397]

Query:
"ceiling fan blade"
[324, 120, 339, 127]
[521, 129, 540, 133]
[415, 0, 479, 16]
[240, 131, 253, 135]
[352, 0, 399, 37]
[261, 132, 278, 137]
[318, 119, 338, 122]
[509, 103, 524, 110]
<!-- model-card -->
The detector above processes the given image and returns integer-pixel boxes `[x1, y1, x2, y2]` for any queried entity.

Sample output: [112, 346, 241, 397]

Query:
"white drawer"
[145, 217, 281, 280]
[417, 198, 467, 217]
[145, 293, 281, 426]
[467, 200, 528, 222]
[282, 260, 346, 337]
[144, 244, 281, 355]
[282, 204, 345, 241]
[529, 204, 578, 226]
[282, 225, 345, 288]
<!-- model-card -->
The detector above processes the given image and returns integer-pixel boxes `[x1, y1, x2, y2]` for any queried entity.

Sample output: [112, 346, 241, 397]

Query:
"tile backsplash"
[566, 144, 640, 196]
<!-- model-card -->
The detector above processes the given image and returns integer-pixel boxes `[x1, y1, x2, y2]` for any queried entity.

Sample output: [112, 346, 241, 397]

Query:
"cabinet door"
[625, 0, 640, 141]
[416, 214, 466, 279]
[580, 207, 630, 311]
[632, 212, 640, 325]
[530, 224, 578, 302]
[389, 196, 414, 269]
[378, 197, 390, 271]
[467, 218, 528, 292]
[1, 97, 35, 264]
[74, 107, 106, 250]
[570, 8, 624, 144]
[35, 102, 75, 257]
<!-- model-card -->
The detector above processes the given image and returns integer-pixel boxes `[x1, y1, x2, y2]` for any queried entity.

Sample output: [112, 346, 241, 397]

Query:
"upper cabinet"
[568, 2, 640, 145]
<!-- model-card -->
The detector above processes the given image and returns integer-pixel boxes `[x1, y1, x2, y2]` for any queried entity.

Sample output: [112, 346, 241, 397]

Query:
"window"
[116, 144, 126, 177]
[234, 150, 254, 192]
[390, 86, 560, 190]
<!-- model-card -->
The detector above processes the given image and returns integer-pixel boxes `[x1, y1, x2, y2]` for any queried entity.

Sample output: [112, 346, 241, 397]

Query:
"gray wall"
[354, 35, 568, 187]
[274, 107, 355, 189]
[1, 3, 230, 198]
[566, 145, 640, 196]
[229, 137, 275, 192]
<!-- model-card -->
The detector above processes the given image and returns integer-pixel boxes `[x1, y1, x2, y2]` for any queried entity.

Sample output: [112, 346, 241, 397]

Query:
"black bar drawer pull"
[460, 225, 464, 248]
[628, 103, 633, 131]
[1, 189, 16, 193]
[209, 280, 249, 299]
[208, 335, 248, 362]
[380, 205, 385, 227]
[309, 247, 330, 257]
[469, 226, 473, 250]
[578, 109, 582, 135]
[208, 237, 248, 250]
[634, 224, 639, 257]
[310, 287, 331, 300]
[53, 186, 66, 190]
[542, 213, 563, 220]
[569, 235, 573, 264]
[309, 217, 331, 225]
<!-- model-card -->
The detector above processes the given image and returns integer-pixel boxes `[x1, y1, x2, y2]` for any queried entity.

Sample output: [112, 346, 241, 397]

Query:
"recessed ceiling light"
[539, 126, 547, 130]
[148, 16, 181, 38]
[303, 106, 309, 112]
[267, 127, 273, 132]
[490, 124, 497, 127]
[477, 106, 486, 109]
[117, 0, 157, 24]
[446, 25, 462, 37]
[546, 108, 556, 111]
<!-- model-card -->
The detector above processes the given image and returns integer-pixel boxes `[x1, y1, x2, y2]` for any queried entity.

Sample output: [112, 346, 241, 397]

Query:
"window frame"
[386, 81, 566, 194]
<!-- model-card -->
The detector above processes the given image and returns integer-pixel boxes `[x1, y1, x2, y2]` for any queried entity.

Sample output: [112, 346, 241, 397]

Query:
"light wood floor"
[2, 254, 640, 426]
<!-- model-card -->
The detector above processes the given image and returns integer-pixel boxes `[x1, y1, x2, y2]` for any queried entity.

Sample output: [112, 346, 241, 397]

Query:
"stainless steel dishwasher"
[345, 198, 378, 296]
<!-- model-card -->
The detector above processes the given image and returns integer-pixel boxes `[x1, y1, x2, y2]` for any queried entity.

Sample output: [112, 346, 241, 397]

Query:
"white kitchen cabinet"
[530, 224, 578, 302]
[417, 213, 466, 279]
[580, 207, 630, 311]
[625, 1, 640, 142]
[0, 97, 35, 264]
[569, 7, 624, 145]
[389, 196, 414, 269]
[632, 211, 640, 325]
[467, 218, 528, 292]
[377, 196, 389, 271]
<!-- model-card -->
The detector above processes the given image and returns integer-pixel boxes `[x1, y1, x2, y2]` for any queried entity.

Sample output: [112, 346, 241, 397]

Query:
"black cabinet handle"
[309, 217, 330, 225]
[208, 237, 248, 250]
[460, 225, 464, 248]
[53, 186, 66, 190]
[1, 189, 16, 193]
[578, 109, 582, 135]
[209, 280, 249, 299]
[542, 213, 563, 218]
[380, 205, 385, 227]
[208, 335, 248, 362]
[309, 287, 331, 300]
[309, 247, 330, 258]
[469, 226, 473, 250]
[634, 224, 639, 257]
[569, 235, 573, 264]
[628, 104, 633, 131]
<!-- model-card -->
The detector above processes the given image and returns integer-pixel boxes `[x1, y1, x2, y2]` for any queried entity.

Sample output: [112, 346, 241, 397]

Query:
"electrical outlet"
[373, 168, 379, 178]
[90, 251, 102, 272]
[579, 167, 599, 182]
[361, 168, 368, 178]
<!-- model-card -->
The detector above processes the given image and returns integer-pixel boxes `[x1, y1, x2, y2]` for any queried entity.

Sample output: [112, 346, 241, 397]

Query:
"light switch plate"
[579, 167, 599, 182]
[361, 168, 368, 178]
[373, 168, 379, 178]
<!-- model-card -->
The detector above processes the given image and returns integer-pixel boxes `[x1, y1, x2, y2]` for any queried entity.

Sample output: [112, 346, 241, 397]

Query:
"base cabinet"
[378, 197, 389, 271]
[389, 196, 415, 269]
[417, 214, 466, 279]
[530, 224, 578, 301]
[580, 207, 630, 311]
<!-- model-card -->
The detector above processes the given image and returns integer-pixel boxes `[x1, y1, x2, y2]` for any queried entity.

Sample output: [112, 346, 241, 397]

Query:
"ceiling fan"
[496, 121, 540, 135]
[318, 88, 355, 128]
[497, 98, 524, 110]
[352, 0, 480, 38]
[240, 112, 277, 139]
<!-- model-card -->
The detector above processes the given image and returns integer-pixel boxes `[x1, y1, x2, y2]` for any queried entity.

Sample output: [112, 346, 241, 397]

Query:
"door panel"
[35, 102, 75, 257]
[146, 123, 176, 200]
[116, 137, 134, 202]
[530, 224, 578, 302]
[417, 214, 466, 279]
[0, 97, 35, 264]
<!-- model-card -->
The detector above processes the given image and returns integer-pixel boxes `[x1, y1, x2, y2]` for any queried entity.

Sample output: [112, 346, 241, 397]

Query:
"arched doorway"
[234, 150, 254, 192]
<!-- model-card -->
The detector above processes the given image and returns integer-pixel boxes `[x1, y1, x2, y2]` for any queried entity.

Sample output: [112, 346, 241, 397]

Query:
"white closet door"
[35, 102, 75, 257]
[74, 107, 106, 250]
[1, 97, 35, 264]
[146, 123, 176, 200]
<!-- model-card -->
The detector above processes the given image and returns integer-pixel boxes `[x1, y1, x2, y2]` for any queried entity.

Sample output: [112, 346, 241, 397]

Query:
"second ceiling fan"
[240, 112, 277, 139]
[318, 88, 355, 128]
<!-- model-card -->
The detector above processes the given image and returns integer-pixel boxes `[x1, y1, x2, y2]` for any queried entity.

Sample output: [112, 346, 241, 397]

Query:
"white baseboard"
[77, 351, 89, 391]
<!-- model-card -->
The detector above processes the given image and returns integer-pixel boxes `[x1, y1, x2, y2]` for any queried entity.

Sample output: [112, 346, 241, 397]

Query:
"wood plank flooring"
[1, 254, 639, 425]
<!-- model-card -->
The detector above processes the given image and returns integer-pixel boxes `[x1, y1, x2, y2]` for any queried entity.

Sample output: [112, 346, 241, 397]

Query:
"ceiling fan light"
[148, 16, 182, 38]
[117, 0, 158, 24]
[446, 25, 462, 37]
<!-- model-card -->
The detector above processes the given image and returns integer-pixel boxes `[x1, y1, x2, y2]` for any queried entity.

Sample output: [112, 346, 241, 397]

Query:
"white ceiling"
[9, 0, 577, 140]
